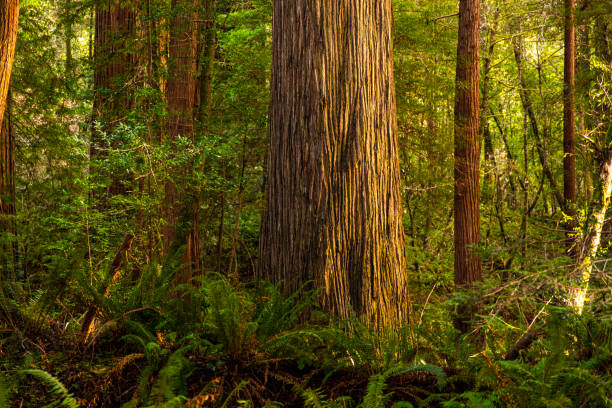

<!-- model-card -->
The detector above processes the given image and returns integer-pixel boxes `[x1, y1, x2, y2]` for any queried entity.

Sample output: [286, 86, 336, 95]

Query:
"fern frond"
[19, 369, 80, 408]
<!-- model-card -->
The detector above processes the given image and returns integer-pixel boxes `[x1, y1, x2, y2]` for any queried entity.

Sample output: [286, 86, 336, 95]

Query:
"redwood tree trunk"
[163, 0, 200, 280]
[0, 1, 19, 273]
[454, 0, 482, 295]
[259, 0, 409, 327]
[92, 0, 137, 195]
[563, 0, 577, 247]
[0, 94, 14, 219]
[0, 93, 15, 275]
[0, 0, 19, 131]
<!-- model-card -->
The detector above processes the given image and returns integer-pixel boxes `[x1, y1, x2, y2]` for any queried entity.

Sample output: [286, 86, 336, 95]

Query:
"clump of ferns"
[296, 364, 446, 408]
[17, 369, 81, 408]
[120, 320, 217, 407]
[199, 275, 336, 366]
[468, 311, 612, 408]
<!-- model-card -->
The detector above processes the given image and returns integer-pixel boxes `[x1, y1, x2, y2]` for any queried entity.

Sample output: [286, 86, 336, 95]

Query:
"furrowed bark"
[0, 1, 19, 280]
[0, 0, 19, 131]
[163, 0, 200, 283]
[259, 0, 409, 328]
[453, 0, 482, 332]
[91, 0, 138, 196]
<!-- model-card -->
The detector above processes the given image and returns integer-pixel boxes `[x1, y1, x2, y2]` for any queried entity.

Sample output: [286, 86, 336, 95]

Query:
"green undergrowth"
[0, 263, 610, 407]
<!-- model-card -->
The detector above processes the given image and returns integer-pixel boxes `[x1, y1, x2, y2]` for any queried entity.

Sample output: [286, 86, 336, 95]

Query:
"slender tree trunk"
[521, 94, 529, 266]
[64, 0, 73, 75]
[513, 36, 565, 212]
[259, 0, 409, 327]
[480, 8, 499, 195]
[563, 0, 577, 250]
[453, 0, 482, 331]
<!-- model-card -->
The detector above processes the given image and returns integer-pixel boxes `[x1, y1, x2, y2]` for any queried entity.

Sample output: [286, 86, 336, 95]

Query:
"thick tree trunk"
[163, 0, 200, 281]
[0, 93, 15, 275]
[454, 0, 482, 301]
[563, 0, 577, 249]
[0, 1, 18, 277]
[259, 0, 409, 327]
[0, 92, 14, 219]
[92, 0, 137, 196]
[0, 0, 19, 131]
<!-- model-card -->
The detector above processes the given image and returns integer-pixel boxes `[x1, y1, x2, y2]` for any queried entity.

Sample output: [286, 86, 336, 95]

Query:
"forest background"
[0, 0, 611, 406]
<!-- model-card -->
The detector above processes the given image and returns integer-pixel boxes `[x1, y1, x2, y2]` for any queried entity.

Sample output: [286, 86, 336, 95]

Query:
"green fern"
[0, 373, 13, 407]
[359, 364, 446, 408]
[146, 349, 191, 406]
[221, 380, 249, 408]
[296, 385, 353, 408]
[19, 369, 80, 408]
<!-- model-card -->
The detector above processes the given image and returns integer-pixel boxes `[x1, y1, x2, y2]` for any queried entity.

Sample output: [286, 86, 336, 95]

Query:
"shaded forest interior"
[0, 0, 611, 406]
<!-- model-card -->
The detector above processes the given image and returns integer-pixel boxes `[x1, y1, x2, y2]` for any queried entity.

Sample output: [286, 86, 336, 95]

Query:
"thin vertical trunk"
[480, 8, 499, 194]
[64, 0, 73, 74]
[513, 36, 565, 212]
[521, 94, 529, 266]
[260, 0, 409, 327]
[564, 0, 577, 249]
[453, 0, 482, 321]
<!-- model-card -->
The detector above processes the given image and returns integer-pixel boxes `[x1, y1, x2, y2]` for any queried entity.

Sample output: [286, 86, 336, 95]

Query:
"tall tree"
[162, 0, 200, 280]
[259, 0, 409, 327]
[0, 0, 19, 130]
[453, 0, 482, 324]
[0, 0, 19, 270]
[0, 93, 15, 272]
[480, 7, 499, 196]
[564, 0, 577, 247]
[91, 0, 138, 195]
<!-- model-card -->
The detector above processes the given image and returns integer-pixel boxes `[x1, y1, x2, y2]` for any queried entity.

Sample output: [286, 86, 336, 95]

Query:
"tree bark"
[0, 1, 18, 277]
[0, 92, 15, 276]
[574, 145, 612, 314]
[0, 0, 19, 132]
[563, 0, 577, 248]
[259, 0, 409, 327]
[91, 0, 137, 196]
[453, 0, 482, 305]
[162, 0, 200, 282]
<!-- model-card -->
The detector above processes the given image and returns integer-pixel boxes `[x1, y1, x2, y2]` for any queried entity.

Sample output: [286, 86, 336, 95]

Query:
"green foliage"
[2, 0, 612, 407]
[19, 370, 80, 408]
[297, 386, 353, 408]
